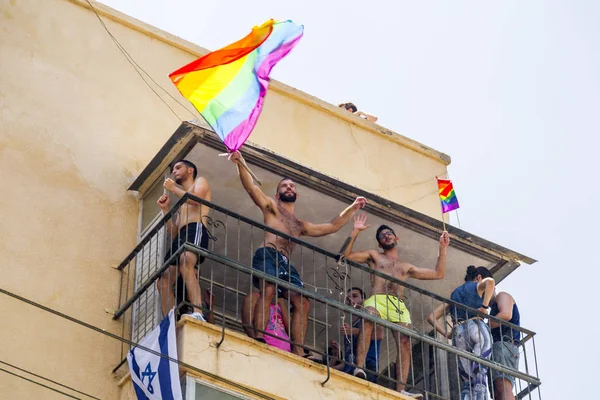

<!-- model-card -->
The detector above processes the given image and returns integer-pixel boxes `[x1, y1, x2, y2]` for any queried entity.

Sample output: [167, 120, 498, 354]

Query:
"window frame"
[184, 375, 252, 400]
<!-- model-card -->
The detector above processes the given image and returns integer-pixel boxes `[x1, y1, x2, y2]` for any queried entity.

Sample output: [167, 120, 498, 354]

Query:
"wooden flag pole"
[239, 156, 262, 186]
[219, 153, 262, 186]
[436, 176, 446, 231]
[441, 211, 446, 232]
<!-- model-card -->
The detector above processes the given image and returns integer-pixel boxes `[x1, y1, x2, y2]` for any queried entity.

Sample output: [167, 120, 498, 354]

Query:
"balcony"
[112, 192, 541, 400]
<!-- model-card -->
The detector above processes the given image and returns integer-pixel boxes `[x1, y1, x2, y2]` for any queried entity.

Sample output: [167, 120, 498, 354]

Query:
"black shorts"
[164, 222, 209, 265]
[166, 223, 209, 317]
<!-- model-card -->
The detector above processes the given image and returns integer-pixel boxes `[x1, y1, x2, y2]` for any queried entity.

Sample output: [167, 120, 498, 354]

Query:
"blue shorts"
[252, 247, 303, 295]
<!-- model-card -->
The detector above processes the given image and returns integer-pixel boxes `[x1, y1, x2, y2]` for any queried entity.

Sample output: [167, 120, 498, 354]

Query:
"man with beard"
[156, 160, 211, 320]
[341, 213, 449, 398]
[230, 151, 367, 356]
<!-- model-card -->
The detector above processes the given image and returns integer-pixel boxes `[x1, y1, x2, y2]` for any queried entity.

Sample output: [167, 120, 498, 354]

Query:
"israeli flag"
[127, 310, 183, 400]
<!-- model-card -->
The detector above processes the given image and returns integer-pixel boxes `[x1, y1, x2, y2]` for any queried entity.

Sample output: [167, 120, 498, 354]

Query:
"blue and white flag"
[127, 310, 183, 400]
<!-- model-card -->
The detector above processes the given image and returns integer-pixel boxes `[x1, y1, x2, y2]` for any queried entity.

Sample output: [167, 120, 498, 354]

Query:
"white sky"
[99, 1, 599, 397]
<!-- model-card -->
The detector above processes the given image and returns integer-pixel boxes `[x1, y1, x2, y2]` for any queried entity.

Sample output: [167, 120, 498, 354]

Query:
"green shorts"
[364, 294, 411, 324]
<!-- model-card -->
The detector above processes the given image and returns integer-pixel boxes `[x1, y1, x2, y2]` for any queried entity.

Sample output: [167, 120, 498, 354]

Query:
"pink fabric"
[264, 303, 291, 352]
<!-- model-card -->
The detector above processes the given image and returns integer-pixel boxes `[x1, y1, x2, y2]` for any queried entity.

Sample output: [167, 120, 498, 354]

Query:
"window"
[184, 376, 251, 400]
[131, 215, 164, 343]
[132, 170, 170, 343]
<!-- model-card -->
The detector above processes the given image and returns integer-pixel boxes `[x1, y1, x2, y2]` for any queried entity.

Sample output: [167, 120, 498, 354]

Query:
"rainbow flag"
[169, 19, 303, 152]
[437, 178, 460, 213]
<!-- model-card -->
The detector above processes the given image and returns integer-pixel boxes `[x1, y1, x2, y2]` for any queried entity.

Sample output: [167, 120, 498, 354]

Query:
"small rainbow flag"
[437, 178, 460, 213]
[169, 19, 303, 152]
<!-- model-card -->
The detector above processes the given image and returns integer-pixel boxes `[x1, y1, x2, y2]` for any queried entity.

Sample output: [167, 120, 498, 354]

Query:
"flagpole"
[239, 157, 262, 186]
[436, 176, 446, 231]
[219, 152, 263, 186]
[441, 206, 446, 232]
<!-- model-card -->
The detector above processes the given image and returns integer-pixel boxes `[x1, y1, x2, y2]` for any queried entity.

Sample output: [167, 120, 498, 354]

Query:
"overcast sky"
[99, 1, 599, 397]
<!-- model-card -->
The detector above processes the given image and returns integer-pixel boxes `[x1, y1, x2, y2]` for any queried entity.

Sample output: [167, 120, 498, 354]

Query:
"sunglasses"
[377, 231, 395, 240]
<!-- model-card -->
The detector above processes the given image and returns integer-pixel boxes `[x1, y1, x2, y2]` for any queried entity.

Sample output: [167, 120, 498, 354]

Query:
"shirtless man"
[342, 213, 449, 398]
[230, 151, 366, 356]
[156, 160, 212, 320]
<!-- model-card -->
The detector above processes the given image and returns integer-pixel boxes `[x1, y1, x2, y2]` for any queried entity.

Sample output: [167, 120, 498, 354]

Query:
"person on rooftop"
[338, 102, 378, 123]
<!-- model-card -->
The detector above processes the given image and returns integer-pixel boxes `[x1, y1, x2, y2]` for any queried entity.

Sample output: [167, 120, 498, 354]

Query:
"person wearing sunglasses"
[340, 213, 449, 398]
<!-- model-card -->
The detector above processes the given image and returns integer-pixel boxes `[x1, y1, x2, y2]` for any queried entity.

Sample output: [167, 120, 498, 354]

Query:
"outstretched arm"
[407, 231, 450, 280]
[490, 292, 515, 329]
[427, 303, 451, 338]
[356, 111, 378, 123]
[302, 197, 367, 237]
[229, 151, 272, 211]
[339, 213, 373, 263]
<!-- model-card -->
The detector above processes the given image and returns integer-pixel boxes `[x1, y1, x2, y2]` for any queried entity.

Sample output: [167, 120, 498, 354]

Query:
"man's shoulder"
[194, 176, 209, 183]
[191, 176, 210, 189]
[497, 291, 515, 301]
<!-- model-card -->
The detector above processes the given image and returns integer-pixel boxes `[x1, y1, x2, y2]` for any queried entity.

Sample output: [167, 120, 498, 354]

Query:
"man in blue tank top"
[490, 291, 521, 400]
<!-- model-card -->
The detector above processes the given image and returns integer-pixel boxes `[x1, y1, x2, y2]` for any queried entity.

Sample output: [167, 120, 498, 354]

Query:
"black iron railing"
[114, 193, 541, 400]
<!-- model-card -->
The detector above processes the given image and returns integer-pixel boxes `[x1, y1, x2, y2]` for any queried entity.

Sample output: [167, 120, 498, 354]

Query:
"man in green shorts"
[341, 214, 449, 398]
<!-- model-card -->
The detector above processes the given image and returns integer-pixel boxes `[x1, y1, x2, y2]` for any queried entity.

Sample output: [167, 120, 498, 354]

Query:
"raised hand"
[157, 194, 170, 210]
[439, 231, 450, 248]
[353, 213, 370, 231]
[163, 178, 176, 193]
[351, 196, 368, 210]
[229, 150, 243, 164]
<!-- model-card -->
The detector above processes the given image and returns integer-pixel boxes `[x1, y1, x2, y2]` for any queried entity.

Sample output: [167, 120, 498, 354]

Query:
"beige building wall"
[118, 319, 411, 400]
[0, 0, 450, 398]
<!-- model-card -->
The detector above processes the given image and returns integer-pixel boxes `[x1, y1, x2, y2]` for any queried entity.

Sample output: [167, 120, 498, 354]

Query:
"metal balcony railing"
[113, 193, 541, 400]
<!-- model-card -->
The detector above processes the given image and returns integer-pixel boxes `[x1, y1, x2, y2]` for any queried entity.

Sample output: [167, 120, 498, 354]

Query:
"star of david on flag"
[127, 310, 183, 400]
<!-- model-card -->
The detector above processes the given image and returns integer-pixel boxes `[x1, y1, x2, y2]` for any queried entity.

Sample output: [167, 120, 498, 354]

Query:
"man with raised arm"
[341, 213, 449, 398]
[230, 151, 366, 356]
[156, 160, 211, 320]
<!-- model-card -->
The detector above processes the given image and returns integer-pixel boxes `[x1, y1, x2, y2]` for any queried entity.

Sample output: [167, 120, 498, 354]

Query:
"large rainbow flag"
[437, 178, 460, 213]
[169, 19, 303, 152]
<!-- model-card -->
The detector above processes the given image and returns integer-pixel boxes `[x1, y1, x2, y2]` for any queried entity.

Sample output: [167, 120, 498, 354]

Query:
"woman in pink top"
[242, 292, 291, 352]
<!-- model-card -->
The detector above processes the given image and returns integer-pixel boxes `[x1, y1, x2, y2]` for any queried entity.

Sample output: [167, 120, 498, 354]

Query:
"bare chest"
[372, 255, 409, 280]
[268, 206, 304, 237]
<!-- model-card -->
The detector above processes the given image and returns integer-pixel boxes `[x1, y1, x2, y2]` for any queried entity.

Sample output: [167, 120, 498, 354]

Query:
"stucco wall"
[0, 0, 449, 398]
[175, 318, 409, 400]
